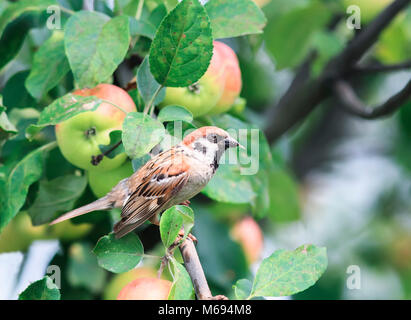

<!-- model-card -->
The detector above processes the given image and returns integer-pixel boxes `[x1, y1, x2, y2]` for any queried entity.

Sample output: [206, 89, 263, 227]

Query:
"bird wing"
[113, 147, 190, 238]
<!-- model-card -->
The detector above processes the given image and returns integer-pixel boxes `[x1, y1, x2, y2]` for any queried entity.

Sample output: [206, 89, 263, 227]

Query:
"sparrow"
[50, 126, 242, 239]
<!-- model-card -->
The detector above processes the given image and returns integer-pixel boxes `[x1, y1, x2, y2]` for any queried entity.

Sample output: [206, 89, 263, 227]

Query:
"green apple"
[159, 42, 226, 118]
[55, 84, 136, 171]
[47, 220, 93, 241]
[88, 160, 134, 198]
[0, 211, 47, 253]
[208, 41, 242, 115]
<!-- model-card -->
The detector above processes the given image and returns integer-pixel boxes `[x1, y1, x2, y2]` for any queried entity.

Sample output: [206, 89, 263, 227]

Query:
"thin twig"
[334, 79, 411, 119]
[350, 60, 411, 75]
[91, 140, 123, 166]
[264, 0, 411, 143]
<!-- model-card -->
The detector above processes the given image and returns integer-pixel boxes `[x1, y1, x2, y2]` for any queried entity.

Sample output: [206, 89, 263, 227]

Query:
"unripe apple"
[159, 43, 226, 118]
[117, 278, 173, 300]
[231, 216, 263, 265]
[104, 267, 157, 300]
[88, 160, 134, 198]
[55, 84, 136, 171]
[208, 41, 242, 115]
[46, 220, 93, 241]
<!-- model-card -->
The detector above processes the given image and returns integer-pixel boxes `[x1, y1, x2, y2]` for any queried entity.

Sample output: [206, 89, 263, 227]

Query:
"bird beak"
[225, 136, 245, 149]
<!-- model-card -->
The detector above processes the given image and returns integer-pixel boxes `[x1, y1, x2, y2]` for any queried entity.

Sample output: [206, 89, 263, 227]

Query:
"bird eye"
[207, 134, 218, 143]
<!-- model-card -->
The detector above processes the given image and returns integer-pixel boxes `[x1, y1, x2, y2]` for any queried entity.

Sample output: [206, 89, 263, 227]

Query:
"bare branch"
[350, 60, 411, 74]
[179, 238, 228, 300]
[265, 0, 411, 143]
[334, 79, 411, 119]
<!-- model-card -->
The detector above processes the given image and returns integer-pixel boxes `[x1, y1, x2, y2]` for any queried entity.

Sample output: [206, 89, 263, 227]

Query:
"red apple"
[208, 41, 242, 115]
[231, 216, 264, 264]
[117, 278, 172, 300]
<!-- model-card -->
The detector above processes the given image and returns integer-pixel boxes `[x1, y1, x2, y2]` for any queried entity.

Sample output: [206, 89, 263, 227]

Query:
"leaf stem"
[101, 99, 129, 115]
[143, 85, 164, 115]
[59, 6, 75, 15]
[136, 0, 145, 20]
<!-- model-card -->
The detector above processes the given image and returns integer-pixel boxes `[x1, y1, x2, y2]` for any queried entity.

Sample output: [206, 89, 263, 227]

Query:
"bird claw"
[179, 200, 191, 207]
[177, 229, 197, 244]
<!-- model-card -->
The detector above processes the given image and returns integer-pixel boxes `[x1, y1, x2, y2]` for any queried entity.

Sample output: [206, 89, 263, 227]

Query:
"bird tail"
[49, 197, 113, 225]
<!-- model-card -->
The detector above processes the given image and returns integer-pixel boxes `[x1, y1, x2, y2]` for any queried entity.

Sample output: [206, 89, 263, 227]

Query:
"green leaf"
[65, 12, 130, 88]
[3, 71, 36, 109]
[137, 56, 166, 106]
[233, 278, 252, 300]
[25, 31, 70, 99]
[0, 5, 51, 70]
[129, 17, 156, 39]
[205, 0, 266, 39]
[26, 93, 102, 139]
[266, 169, 300, 222]
[194, 209, 248, 289]
[158, 105, 193, 123]
[264, 2, 331, 70]
[168, 258, 195, 300]
[0, 142, 56, 232]
[160, 205, 194, 247]
[249, 245, 328, 298]
[202, 163, 255, 204]
[122, 112, 165, 159]
[93, 232, 144, 273]
[148, 3, 168, 28]
[28, 175, 87, 225]
[98, 130, 125, 159]
[18, 276, 60, 300]
[149, 0, 213, 87]
[0, 110, 18, 138]
[0, 0, 55, 34]
[67, 243, 106, 293]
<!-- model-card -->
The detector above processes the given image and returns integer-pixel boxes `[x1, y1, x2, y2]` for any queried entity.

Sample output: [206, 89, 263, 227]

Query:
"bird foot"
[179, 200, 191, 206]
[177, 229, 197, 244]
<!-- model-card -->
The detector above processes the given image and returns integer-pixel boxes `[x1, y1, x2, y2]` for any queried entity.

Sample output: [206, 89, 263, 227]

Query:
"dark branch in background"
[334, 79, 411, 119]
[265, 0, 411, 143]
[179, 238, 228, 300]
[350, 60, 411, 74]
[91, 140, 123, 166]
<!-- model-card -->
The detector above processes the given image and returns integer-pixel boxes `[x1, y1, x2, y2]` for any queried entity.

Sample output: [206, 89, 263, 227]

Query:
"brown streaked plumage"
[49, 126, 241, 238]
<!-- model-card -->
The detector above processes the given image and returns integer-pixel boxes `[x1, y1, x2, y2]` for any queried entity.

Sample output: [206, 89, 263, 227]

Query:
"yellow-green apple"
[117, 278, 172, 300]
[88, 160, 134, 198]
[231, 216, 263, 264]
[207, 41, 242, 115]
[159, 42, 226, 118]
[0, 211, 47, 253]
[104, 267, 157, 300]
[55, 84, 136, 171]
[46, 220, 93, 241]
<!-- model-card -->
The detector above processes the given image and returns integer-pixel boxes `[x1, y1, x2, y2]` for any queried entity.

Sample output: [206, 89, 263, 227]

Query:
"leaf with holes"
[98, 130, 125, 159]
[149, 0, 213, 87]
[26, 94, 102, 139]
